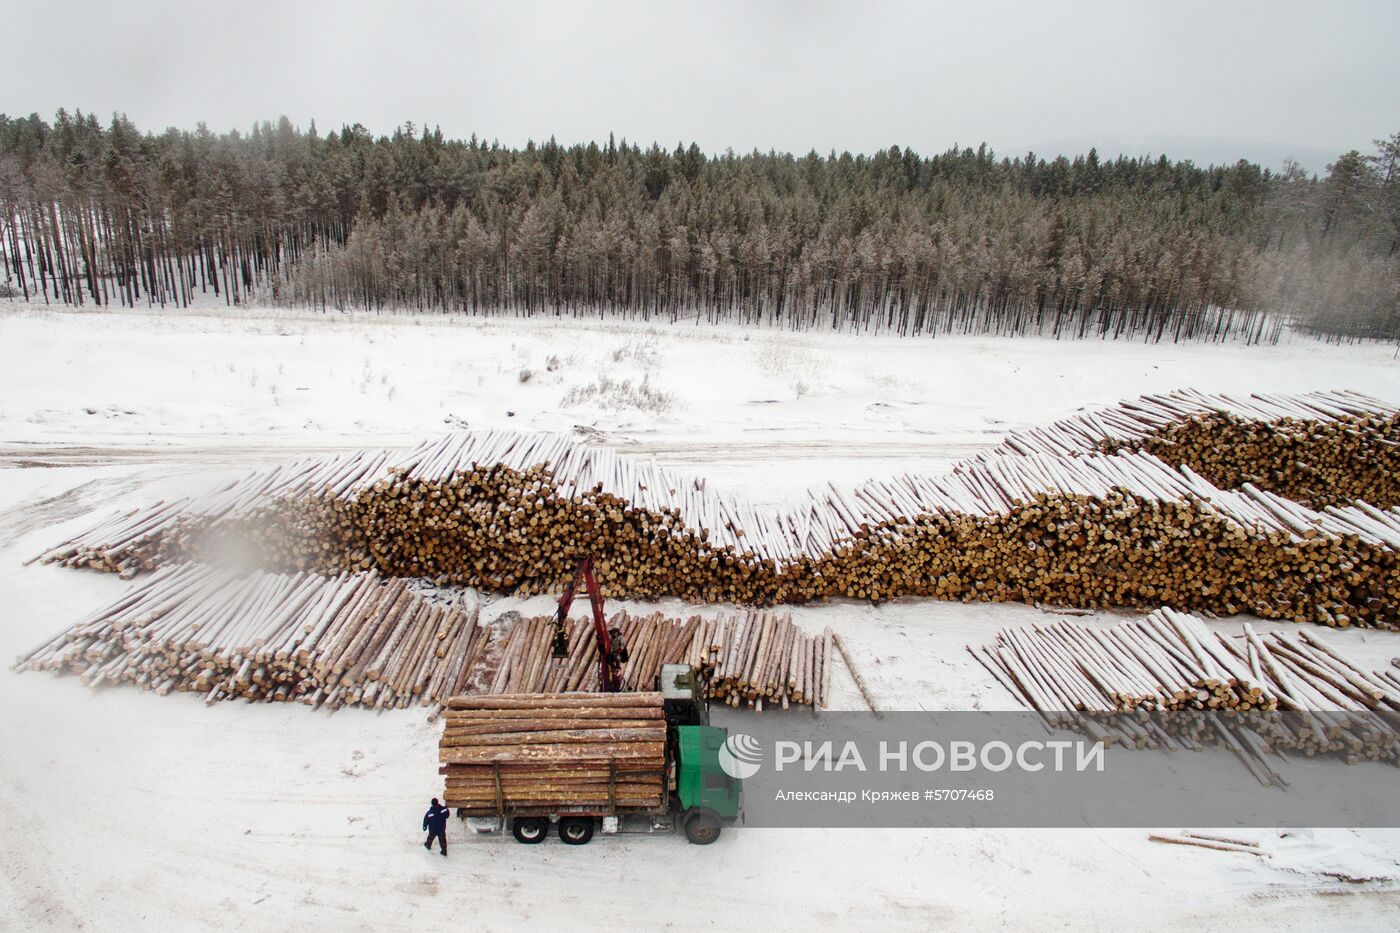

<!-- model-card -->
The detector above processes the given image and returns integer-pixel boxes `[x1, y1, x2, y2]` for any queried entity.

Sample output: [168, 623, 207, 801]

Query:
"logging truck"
[441, 665, 743, 845]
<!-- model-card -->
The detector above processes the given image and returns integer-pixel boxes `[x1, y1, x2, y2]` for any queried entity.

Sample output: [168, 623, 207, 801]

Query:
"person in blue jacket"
[423, 798, 450, 856]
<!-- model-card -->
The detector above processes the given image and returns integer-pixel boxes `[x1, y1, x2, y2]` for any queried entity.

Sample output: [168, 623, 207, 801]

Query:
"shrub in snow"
[559, 375, 676, 414]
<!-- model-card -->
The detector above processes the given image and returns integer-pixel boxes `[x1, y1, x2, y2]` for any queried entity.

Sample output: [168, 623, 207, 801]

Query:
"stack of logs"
[487, 607, 834, 710]
[971, 608, 1283, 717]
[12, 566, 485, 710]
[696, 612, 836, 710]
[995, 389, 1400, 509]
[973, 608, 1400, 781]
[803, 450, 1400, 624]
[439, 693, 667, 814]
[12, 566, 836, 711]
[33, 392, 1400, 625]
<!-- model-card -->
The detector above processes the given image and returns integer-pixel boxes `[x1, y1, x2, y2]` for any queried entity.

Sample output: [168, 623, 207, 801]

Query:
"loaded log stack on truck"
[438, 665, 743, 844]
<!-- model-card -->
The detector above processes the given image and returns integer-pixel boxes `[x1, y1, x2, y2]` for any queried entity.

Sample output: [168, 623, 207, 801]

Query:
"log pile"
[439, 693, 667, 814]
[33, 403, 1400, 624]
[12, 566, 486, 710]
[971, 608, 1282, 718]
[803, 449, 1400, 624]
[488, 606, 833, 710]
[973, 608, 1400, 778]
[995, 389, 1400, 508]
[694, 612, 836, 710]
[485, 609, 699, 695]
[12, 566, 834, 710]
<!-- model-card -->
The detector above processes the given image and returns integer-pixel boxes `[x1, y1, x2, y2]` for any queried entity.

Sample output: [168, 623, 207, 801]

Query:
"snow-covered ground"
[2, 301, 1399, 931]
[4, 302, 1398, 500]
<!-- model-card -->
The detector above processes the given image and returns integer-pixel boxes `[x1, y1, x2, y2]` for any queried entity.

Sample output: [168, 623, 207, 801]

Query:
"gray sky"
[6, 0, 1398, 169]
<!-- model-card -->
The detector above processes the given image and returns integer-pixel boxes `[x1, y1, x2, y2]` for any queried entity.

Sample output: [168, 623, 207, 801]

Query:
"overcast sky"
[6, 0, 1397, 169]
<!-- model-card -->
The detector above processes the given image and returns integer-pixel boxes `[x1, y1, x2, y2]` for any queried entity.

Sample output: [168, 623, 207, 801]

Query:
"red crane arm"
[550, 556, 626, 692]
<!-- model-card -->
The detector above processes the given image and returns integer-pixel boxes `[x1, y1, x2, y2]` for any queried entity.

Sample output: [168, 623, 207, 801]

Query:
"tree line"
[1, 109, 1397, 343]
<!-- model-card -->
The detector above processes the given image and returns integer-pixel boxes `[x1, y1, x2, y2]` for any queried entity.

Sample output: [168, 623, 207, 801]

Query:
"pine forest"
[2, 110, 1397, 343]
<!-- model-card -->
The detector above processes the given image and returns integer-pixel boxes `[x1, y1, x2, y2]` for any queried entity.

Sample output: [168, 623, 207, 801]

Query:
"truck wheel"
[512, 817, 548, 844]
[684, 812, 721, 845]
[558, 817, 594, 845]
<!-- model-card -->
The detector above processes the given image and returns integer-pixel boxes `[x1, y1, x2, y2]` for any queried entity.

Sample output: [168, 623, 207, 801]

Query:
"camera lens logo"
[718, 733, 763, 779]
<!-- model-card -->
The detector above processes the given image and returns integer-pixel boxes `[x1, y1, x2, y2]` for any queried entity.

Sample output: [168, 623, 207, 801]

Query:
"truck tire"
[684, 812, 721, 845]
[558, 817, 594, 845]
[512, 817, 548, 844]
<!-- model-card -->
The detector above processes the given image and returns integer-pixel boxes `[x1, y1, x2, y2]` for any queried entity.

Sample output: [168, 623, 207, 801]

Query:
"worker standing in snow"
[423, 798, 450, 856]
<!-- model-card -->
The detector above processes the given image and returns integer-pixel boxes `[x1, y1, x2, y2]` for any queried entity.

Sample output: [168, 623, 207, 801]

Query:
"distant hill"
[1005, 135, 1344, 176]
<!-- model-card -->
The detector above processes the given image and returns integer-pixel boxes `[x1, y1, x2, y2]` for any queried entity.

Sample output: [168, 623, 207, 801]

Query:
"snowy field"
[2, 301, 1400, 931]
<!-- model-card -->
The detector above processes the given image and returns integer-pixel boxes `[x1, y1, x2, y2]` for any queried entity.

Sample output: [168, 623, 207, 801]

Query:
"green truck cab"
[662, 663, 742, 844]
[674, 724, 743, 844]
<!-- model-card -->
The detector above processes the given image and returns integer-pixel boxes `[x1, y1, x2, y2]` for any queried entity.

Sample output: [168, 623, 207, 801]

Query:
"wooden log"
[1148, 834, 1270, 857]
[832, 632, 878, 715]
